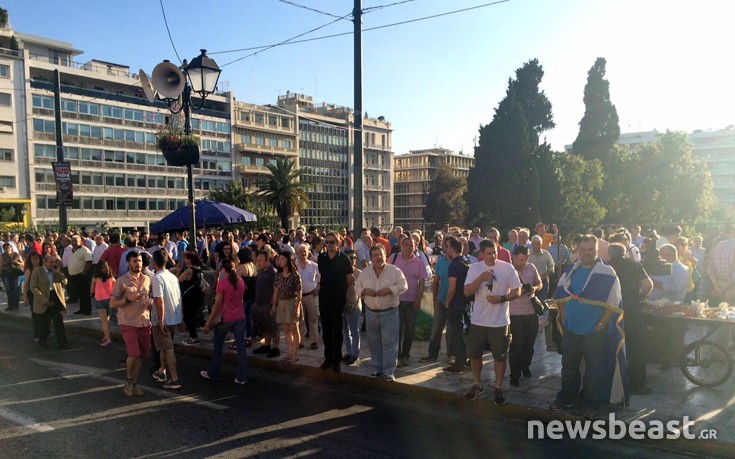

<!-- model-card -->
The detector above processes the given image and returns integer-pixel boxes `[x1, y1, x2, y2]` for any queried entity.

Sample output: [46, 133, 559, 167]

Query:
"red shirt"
[24, 242, 43, 270]
[477, 246, 511, 263]
[99, 245, 126, 278]
[375, 237, 391, 255]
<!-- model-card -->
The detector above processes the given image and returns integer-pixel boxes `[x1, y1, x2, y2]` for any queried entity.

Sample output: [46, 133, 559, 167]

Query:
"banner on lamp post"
[52, 161, 73, 206]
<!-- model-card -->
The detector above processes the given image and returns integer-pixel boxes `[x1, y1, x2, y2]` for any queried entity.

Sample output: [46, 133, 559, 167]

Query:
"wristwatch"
[125, 296, 131, 303]
[500, 295, 507, 303]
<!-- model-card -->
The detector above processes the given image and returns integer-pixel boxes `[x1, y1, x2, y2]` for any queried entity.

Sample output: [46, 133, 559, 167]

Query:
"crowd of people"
[2, 221, 734, 415]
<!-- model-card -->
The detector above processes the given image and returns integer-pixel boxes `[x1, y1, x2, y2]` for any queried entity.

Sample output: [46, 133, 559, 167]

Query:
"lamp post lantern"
[154, 50, 221, 250]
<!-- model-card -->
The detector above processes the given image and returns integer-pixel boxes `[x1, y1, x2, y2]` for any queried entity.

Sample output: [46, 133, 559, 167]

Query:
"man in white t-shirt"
[150, 250, 183, 390]
[463, 239, 521, 405]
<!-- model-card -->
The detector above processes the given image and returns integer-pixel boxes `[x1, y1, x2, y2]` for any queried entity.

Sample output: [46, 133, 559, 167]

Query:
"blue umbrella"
[150, 199, 257, 233]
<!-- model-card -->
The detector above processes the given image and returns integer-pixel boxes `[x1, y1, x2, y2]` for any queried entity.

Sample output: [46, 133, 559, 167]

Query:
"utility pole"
[353, 0, 363, 233]
[53, 69, 68, 232]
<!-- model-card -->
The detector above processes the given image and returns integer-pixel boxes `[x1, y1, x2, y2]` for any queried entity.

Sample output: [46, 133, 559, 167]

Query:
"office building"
[393, 148, 474, 231]
[1, 24, 232, 230]
[277, 92, 394, 231]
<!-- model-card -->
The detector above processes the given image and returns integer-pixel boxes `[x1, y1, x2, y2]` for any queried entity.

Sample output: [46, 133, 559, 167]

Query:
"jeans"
[445, 307, 466, 368]
[557, 327, 606, 410]
[366, 307, 399, 376]
[509, 314, 539, 379]
[2, 274, 20, 309]
[209, 319, 248, 382]
[398, 300, 418, 359]
[243, 299, 254, 338]
[319, 300, 345, 365]
[427, 302, 448, 359]
[342, 305, 362, 358]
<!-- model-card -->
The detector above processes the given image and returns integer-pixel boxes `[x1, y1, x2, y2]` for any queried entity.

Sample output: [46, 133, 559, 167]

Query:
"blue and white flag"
[554, 260, 629, 406]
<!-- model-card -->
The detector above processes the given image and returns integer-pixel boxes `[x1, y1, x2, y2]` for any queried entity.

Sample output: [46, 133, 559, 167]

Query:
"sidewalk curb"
[2, 310, 730, 457]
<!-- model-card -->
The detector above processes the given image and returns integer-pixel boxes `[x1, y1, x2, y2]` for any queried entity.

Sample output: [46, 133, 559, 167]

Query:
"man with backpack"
[443, 237, 471, 373]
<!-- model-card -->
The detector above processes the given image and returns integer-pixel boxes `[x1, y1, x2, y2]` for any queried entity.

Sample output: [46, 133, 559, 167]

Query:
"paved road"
[0, 321, 699, 458]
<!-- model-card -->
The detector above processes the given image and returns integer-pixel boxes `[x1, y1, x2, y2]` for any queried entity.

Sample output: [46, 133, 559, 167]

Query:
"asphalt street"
[0, 320, 703, 458]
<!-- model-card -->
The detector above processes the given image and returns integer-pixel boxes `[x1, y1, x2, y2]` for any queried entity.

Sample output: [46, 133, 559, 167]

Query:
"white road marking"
[29, 358, 228, 411]
[0, 406, 54, 432]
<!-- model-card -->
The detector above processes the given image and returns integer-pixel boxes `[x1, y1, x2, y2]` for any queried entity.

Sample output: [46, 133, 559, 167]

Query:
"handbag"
[531, 296, 548, 316]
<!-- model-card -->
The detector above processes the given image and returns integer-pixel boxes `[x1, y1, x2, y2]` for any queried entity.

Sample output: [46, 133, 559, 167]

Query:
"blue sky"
[4, 0, 733, 154]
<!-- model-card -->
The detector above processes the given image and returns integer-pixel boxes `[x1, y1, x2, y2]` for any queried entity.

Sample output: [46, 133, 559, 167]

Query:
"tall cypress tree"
[466, 59, 555, 229]
[572, 57, 620, 162]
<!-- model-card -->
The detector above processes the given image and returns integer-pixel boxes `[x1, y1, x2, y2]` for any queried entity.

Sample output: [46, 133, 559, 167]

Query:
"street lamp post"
[160, 50, 221, 249]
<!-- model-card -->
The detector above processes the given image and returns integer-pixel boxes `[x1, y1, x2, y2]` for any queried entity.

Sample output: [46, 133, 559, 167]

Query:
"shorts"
[253, 302, 277, 336]
[276, 298, 299, 324]
[152, 325, 176, 351]
[120, 324, 152, 358]
[93, 298, 110, 313]
[467, 324, 511, 361]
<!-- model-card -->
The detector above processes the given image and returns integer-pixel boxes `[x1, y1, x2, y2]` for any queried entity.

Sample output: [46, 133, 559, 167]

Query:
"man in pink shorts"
[110, 251, 153, 397]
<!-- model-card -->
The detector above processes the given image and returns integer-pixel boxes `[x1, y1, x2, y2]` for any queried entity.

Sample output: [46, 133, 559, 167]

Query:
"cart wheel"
[680, 340, 733, 387]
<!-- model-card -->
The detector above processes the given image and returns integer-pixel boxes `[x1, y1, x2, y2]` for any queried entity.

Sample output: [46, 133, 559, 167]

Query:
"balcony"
[238, 164, 269, 175]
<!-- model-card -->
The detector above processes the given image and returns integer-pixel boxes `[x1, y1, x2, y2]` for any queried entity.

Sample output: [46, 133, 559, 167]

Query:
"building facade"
[0, 26, 232, 230]
[393, 148, 474, 231]
[0, 20, 395, 232]
[580, 128, 735, 211]
[278, 93, 394, 231]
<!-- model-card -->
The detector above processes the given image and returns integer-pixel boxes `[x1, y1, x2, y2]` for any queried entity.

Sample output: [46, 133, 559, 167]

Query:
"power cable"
[363, 0, 417, 14]
[159, 0, 183, 64]
[219, 11, 354, 68]
[211, 0, 510, 60]
[277, 0, 346, 20]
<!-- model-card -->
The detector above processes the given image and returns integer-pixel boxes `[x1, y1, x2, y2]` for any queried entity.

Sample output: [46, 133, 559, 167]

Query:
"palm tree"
[255, 158, 311, 230]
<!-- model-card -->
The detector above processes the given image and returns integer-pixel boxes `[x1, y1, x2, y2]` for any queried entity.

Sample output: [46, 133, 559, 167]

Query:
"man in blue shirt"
[550, 235, 618, 418]
[420, 235, 452, 362]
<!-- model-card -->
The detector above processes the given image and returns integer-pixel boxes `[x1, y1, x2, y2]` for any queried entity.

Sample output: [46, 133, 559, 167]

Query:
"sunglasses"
[325, 240, 337, 244]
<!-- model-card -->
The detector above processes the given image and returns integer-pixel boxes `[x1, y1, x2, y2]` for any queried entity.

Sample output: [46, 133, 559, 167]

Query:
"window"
[61, 99, 76, 112]
[269, 115, 277, 126]
[0, 92, 10, 107]
[62, 122, 78, 136]
[102, 105, 122, 119]
[241, 135, 251, 144]
[78, 102, 99, 116]
[32, 95, 53, 110]
[241, 156, 251, 166]
[269, 138, 278, 148]
[255, 114, 264, 124]
[282, 140, 291, 149]
[37, 196, 47, 209]
[34, 144, 55, 158]
[254, 136, 264, 146]
[0, 149, 12, 161]
[0, 176, 16, 187]
[33, 119, 55, 133]
[0, 64, 8, 78]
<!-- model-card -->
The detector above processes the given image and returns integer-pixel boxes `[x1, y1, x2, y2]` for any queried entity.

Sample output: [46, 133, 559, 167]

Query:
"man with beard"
[110, 251, 153, 397]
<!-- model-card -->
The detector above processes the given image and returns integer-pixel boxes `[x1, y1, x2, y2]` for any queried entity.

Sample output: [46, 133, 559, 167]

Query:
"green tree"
[255, 158, 312, 230]
[466, 59, 554, 229]
[424, 163, 467, 231]
[207, 180, 253, 208]
[552, 153, 606, 231]
[9, 35, 18, 51]
[572, 57, 620, 162]
[0, 9, 8, 28]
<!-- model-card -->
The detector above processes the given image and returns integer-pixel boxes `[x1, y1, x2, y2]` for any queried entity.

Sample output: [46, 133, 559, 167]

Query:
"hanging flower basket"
[157, 132, 200, 167]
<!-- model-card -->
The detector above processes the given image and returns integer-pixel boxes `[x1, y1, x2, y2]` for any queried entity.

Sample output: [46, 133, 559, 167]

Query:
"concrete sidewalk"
[2, 302, 733, 455]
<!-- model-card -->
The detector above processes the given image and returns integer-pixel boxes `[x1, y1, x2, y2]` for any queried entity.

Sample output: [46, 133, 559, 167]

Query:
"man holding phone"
[30, 255, 69, 349]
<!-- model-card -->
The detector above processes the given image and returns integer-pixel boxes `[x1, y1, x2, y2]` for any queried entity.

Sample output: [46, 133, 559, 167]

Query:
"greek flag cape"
[554, 259, 629, 406]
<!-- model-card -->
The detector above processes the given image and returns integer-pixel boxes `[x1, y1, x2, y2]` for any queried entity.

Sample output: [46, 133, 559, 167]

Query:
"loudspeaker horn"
[151, 61, 186, 100]
[138, 69, 157, 102]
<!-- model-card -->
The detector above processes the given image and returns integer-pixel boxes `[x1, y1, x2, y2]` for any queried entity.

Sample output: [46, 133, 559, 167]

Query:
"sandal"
[229, 343, 237, 350]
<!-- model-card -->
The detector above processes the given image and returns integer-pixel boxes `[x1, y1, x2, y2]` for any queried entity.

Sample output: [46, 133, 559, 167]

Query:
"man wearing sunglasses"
[317, 232, 354, 372]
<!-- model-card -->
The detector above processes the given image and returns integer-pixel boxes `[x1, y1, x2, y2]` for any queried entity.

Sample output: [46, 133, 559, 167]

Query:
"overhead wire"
[363, 0, 418, 14]
[277, 0, 347, 20]
[219, 10, 354, 68]
[211, 1, 510, 60]
[159, 0, 183, 64]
